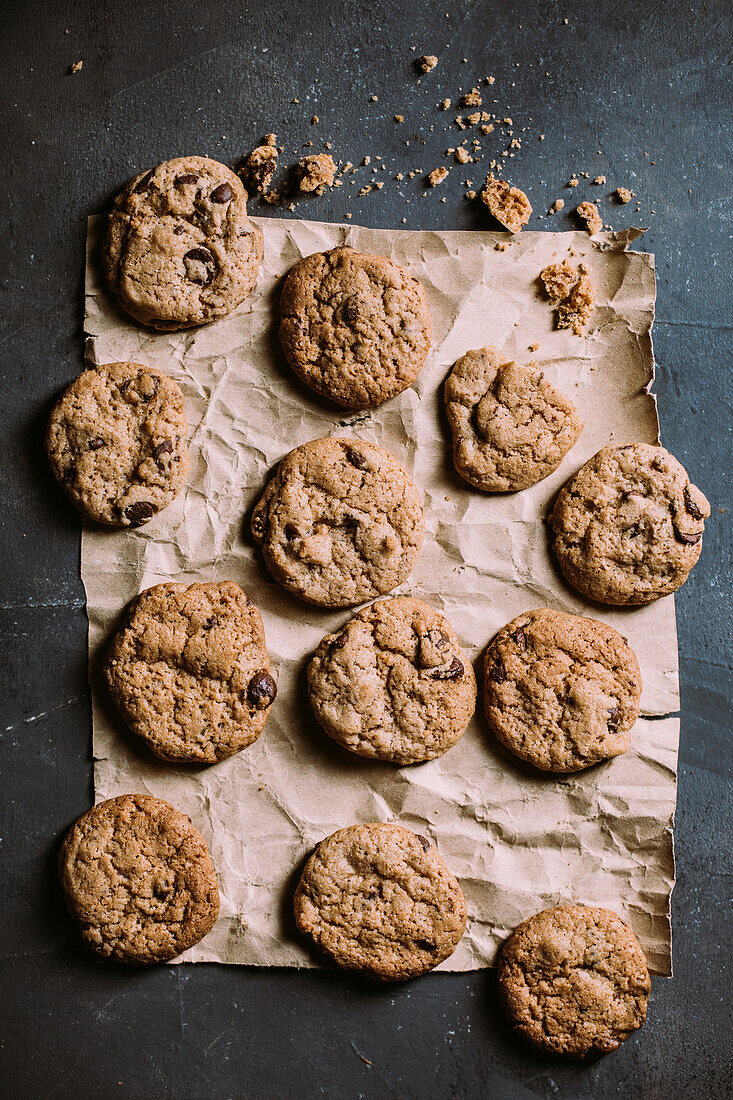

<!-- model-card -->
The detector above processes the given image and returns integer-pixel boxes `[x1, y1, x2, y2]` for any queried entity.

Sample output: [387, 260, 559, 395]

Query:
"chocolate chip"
[176, 173, 199, 185]
[626, 523, 643, 538]
[204, 615, 220, 629]
[134, 169, 154, 193]
[511, 627, 527, 650]
[210, 182, 233, 203]
[342, 300, 360, 324]
[88, 437, 105, 450]
[683, 486, 704, 520]
[124, 501, 156, 525]
[488, 658, 506, 683]
[184, 247, 216, 285]
[415, 938, 437, 951]
[329, 631, 348, 651]
[416, 834, 431, 851]
[675, 530, 702, 545]
[251, 510, 267, 539]
[153, 440, 173, 461]
[284, 524, 300, 540]
[247, 670, 277, 709]
[173, 225, 186, 236]
[607, 704, 620, 731]
[344, 446, 369, 470]
[431, 656, 464, 681]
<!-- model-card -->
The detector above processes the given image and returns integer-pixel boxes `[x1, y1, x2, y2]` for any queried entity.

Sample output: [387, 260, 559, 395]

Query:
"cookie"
[104, 156, 264, 329]
[294, 823, 467, 980]
[251, 437, 425, 608]
[59, 794, 219, 963]
[46, 361, 189, 527]
[444, 348, 583, 491]
[483, 609, 641, 772]
[308, 597, 476, 764]
[279, 246, 432, 409]
[104, 581, 276, 763]
[549, 443, 710, 605]
[498, 904, 650, 1056]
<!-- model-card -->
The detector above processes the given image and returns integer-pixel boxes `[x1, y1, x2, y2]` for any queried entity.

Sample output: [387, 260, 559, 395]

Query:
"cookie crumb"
[394, 114, 404, 123]
[311, 115, 319, 125]
[540, 259, 578, 301]
[240, 142, 279, 194]
[465, 189, 477, 200]
[369, 94, 379, 102]
[576, 201, 603, 234]
[467, 111, 481, 125]
[528, 342, 540, 352]
[461, 88, 482, 107]
[567, 178, 579, 188]
[480, 174, 532, 232]
[480, 123, 495, 135]
[455, 147, 470, 164]
[550, 199, 565, 213]
[557, 266, 596, 334]
[494, 241, 508, 251]
[297, 153, 337, 193]
[592, 175, 607, 185]
[70, 60, 83, 73]
[440, 98, 452, 110]
[486, 75, 495, 84]
[615, 186, 634, 203]
[428, 166, 449, 186]
[417, 54, 438, 72]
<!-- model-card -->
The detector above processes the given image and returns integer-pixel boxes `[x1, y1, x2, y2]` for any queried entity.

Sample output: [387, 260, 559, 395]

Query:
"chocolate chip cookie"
[104, 156, 264, 329]
[444, 348, 583, 491]
[46, 361, 189, 527]
[279, 246, 432, 409]
[308, 597, 476, 764]
[294, 823, 467, 980]
[251, 437, 424, 608]
[59, 794, 219, 963]
[104, 581, 277, 763]
[483, 609, 641, 772]
[550, 443, 710, 605]
[498, 904, 650, 1056]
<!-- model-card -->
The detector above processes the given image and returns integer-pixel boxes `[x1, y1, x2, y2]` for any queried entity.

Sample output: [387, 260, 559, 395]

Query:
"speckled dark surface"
[1, 1, 731, 1096]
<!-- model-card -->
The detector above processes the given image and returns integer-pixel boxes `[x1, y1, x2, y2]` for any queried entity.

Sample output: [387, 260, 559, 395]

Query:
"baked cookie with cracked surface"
[104, 156, 263, 329]
[59, 793, 219, 963]
[549, 443, 710, 605]
[251, 437, 424, 608]
[444, 347, 583, 491]
[294, 822, 467, 980]
[498, 904, 650, 1056]
[308, 597, 476, 764]
[46, 361, 189, 527]
[105, 581, 277, 763]
[279, 246, 432, 409]
[483, 608, 641, 772]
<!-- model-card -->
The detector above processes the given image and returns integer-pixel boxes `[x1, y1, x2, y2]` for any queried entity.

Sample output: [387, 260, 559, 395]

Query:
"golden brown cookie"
[308, 597, 476, 764]
[483, 609, 641, 772]
[104, 156, 263, 329]
[498, 904, 650, 1056]
[549, 443, 710, 605]
[59, 794, 219, 963]
[444, 347, 583, 491]
[104, 581, 276, 763]
[251, 437, 425, 608]
[294, 823, 467, 980]
[279, 246, 431, 409]
[46, 361, 189, 526]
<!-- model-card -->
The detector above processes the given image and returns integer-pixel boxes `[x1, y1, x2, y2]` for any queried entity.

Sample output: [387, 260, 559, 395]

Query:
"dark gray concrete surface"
[1, 1, 731, 1096]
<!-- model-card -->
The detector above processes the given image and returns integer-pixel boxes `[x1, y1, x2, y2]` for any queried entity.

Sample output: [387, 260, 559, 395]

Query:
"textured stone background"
[1, 1, 730, 1096]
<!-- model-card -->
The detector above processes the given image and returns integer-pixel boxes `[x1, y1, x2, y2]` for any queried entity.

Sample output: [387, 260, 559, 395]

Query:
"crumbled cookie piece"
[540, 259, 578, 301]
[70, 60, 83, 73]
[465, 190, 477, 200]
[394, 114, 404, 123]
[461, 87, 482, 107]
[576, 201, 603, 234]
[480, 174, 532, 232]
[467, 112, 481, 125]
[440, 98, 452, 110]
[557, 267, 596, 334]
[592, 175, 607, 184]
[550, 198, 565, 213]
[480, 123, 494, 134]
[568, 177, 579, 188]
[455, 147, 470, 164]
[615, 186, 634, 203]
[297, 153, 337, 193]
[428, 166, 449, 186]
[241, 142, 279, 194]
[417, 54, 438, 72]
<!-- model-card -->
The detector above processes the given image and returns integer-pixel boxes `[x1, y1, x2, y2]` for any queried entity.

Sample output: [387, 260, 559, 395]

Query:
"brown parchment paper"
[83, 214, 678, 975]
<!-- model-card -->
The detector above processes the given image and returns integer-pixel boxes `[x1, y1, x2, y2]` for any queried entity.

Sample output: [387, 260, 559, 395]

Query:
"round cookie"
[250, 437, 425, 608]
[104, 156, 264, 329]
[308, 597, 476, 764]
[444, 347, 583, 491]
[483, 608, 641, 772]
[498, 904, 650, 1056]
[549, 443, 710, 605]
[294, 823, 467, 980]
[46, 361, 189, 527]
[59, 793, 219, 963]
[279, 246, 432, 409]
[104, 581, 277, 763]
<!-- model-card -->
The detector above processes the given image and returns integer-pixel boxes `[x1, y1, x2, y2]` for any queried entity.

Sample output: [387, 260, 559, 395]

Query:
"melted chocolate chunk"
[210, 182, 233, 203]
[344, 446, 369, 471]
[184, 247, 216, 286]
[124, 501, 156, 525]
[511, 627, 527, 650]
[88, 437, 105, 450]
[134, 169, 154, 193]
[416, 834, 431, 851]
[153, 440, 173, 461]
[683, 485, 705, 520]
[488, 658, 506, 683]
[251, 510, 267, 539]
[430, 656, 464, 681]
[247, 670, 277, 709]
[176, 173, 199, 185]
[675, 530, 702, 545]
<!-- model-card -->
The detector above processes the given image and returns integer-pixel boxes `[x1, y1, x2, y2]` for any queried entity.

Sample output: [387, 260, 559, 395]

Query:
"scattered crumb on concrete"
[428, 166, 450, 186]
[568, 178, 579, 188]
[461, 88, 482, 107]
[592, 175, 607, 184]
[441, 98, 452, 110]
[481, 174, 532, 232]
[615, 186, 634, 203]
[311, 115, 319, 124]
[70, 60, 83, 73]
[455, 147, 470, 164]
[550, 198, 565, 213]
[394, 114, 404, 123]
[576, 201, 603, 234]
[465, 189, 477, 200]
[480, 123, 494, 135]
[417, 54, 438, 72]
[297, 153, 337, 193]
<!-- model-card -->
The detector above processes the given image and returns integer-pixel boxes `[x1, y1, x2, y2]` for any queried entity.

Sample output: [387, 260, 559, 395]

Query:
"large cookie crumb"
[297, 153, 337, 193]
[480, 174, 532, 232]
[576, 200, 603, 234]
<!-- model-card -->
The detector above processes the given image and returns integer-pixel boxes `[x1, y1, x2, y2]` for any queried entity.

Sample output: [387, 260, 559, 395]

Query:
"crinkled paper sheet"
[84, 214, 678, 975]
